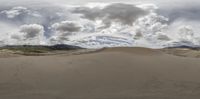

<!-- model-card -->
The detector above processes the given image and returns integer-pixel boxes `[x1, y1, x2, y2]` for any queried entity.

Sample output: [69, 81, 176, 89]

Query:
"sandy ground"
[0, 47, 200, 99]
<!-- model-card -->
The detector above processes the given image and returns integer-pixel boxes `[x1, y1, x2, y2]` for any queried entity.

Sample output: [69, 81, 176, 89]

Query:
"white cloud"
[49, 21, 83, 44]
[0, 1, 199, 48]
[0, 6, 28, 18]
[20, 24, 44, 39]
[14, 24, 45, 45]
[72, 3, 148, 26]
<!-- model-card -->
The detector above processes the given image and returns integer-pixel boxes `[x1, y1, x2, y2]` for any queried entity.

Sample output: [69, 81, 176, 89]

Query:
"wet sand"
[0, 47, 200, 99]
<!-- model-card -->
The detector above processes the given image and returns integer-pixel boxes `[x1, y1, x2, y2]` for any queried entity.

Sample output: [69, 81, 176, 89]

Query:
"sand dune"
[0, 47, 200, 99]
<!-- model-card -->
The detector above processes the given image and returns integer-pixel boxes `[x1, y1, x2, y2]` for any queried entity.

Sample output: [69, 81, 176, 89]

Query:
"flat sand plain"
[0, 47, 200, 99]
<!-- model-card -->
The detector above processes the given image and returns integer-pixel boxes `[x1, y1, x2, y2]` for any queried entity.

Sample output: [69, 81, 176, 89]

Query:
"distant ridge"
[0, 44, 83, 53]
[166, 45, 200, 50]
[2, 44, 200, 50]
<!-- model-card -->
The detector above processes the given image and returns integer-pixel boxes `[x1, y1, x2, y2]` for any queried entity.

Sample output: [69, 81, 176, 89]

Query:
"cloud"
[177, 26, 194, 41]
[19, 24, 44, 39]
[0, 6, 42, 20]
[52, 21, 82, 32]
[0, 6, 29, 18]
[49, 21, 83, 44]
[157, 6, 200, 23]
[0, 6, 44, 26]
[72, 3, 148, 27]
[157, 33, 170, 41]
[10, 34, 22, 40]
[0, 1, 200, 48]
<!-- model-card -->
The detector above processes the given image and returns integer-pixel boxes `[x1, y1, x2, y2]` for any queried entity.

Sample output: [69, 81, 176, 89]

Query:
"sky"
[0, 0, 200, 48]
[0, 0, 199, 6]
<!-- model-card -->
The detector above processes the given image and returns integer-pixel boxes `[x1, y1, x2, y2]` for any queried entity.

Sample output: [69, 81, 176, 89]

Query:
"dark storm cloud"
[72, 3, 148, 26]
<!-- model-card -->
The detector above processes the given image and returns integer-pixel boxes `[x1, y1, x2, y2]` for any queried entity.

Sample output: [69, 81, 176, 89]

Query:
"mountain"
[0, 44, 83, 53]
